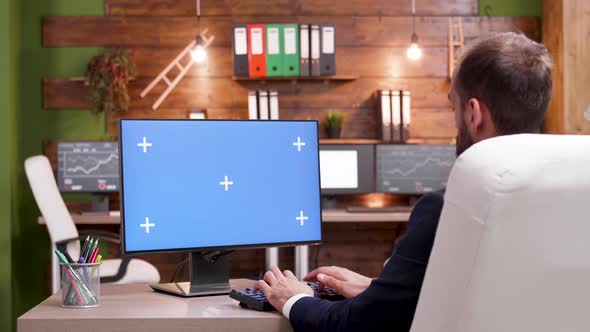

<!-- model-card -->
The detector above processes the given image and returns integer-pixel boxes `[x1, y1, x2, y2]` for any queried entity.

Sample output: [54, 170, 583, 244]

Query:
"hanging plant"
[85, 48, 137, 114]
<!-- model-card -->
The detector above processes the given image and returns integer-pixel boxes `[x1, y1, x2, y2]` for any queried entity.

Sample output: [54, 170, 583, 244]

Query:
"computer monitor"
[376, 144, 456, 194]
[119, 119, 322, 296]
[319, 145, 375, 195]
[57, 141, 119, 192]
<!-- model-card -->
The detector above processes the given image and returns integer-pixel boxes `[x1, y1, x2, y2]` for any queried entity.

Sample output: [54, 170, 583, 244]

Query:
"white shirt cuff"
[282, 293, 312, 319]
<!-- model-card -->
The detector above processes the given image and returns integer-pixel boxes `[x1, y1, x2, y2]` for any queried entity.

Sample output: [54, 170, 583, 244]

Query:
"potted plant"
[325, 110, 343, 139]
[86, 48, 136, 114]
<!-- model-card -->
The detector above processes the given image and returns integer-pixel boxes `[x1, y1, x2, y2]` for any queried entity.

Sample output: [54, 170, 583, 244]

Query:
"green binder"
[282, 24, 300, 76]
[266, 24, 284, 76]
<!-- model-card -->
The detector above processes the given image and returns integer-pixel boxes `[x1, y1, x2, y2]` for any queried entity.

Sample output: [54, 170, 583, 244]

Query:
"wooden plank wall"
[41, 0, 541, 278]
[42, 7, 539, 141]
[542, 0, 565, 134]
[543, 0, 590, 135]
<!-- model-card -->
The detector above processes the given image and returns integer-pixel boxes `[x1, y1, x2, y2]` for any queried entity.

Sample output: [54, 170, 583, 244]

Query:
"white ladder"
[140, 29, 215, 110]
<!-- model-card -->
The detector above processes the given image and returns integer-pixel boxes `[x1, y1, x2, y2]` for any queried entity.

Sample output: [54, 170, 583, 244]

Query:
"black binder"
[310, 25, 321, 76]
[232, 25, 249, 77]
[300, 24, 310, 76]
[320, 24, 336, 76]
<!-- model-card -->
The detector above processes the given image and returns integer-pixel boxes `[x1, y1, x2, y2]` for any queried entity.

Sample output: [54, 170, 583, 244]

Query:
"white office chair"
[410, 134, 590, 332]
[25, 155, 160, 293]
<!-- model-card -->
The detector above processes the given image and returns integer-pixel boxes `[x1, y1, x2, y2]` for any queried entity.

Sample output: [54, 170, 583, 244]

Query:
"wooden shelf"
[44, 76, 137, 84]
[232, 75, 358, 82]
[323, 209, 410, 223]
[320, 139, 386, 145]
[320, 139, 456, 145]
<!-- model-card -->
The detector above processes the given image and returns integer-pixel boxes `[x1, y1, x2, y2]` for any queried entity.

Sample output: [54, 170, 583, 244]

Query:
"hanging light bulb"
[190, 0, 207, 63]
[406, 33, 422, 61]
[406, 0, 422, 61]
[190, 35, 207, 63]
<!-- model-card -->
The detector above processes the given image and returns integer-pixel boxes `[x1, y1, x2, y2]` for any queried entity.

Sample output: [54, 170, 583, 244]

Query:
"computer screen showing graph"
[119, 119, 322, 254]
[57, 141, 119, 192]
[377, 144, 455, 194]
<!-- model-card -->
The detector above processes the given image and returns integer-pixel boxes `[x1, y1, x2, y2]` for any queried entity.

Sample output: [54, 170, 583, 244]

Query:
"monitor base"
[150, 282, 230, 297]
[150, 251, 231, 297]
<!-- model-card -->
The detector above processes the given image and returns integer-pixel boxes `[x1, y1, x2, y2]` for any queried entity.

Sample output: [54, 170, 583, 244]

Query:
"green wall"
[11, 0, 105, 327]
[479, 0, 542, 17]
[1, 0, 17, 329]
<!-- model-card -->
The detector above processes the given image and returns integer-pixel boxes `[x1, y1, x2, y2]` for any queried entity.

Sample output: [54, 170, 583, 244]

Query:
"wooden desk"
[18, 280, 292, 332]
[38, 209, 411, 225]
[322, 209, 410, 223]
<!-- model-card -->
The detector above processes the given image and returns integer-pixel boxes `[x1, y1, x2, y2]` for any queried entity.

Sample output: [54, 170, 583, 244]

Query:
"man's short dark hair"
[454, 32, 553, 134]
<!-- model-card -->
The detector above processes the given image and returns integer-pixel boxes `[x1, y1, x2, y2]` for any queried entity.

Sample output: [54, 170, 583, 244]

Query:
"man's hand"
[255, 266, 314, 312]
[304, 266, 373, 298]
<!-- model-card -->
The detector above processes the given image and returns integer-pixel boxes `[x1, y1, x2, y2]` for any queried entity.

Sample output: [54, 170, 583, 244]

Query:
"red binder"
[248, 24, 267, 77]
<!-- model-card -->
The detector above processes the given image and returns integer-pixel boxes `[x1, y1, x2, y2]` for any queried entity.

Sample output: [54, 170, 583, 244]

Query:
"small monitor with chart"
[376, 144, 455, 194]
[57, 141, 120, 192]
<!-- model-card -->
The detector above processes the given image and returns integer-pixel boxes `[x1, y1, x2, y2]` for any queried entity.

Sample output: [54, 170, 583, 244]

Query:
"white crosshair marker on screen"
[296, 210, 309, 226]
[292, 136, 306, 152]
[140, 217, 155, 234]
[219, 176, 234, 191]
[137, 137, 153, 153]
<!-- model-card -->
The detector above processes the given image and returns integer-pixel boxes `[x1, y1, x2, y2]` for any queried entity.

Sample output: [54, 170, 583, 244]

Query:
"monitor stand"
[321, 195, 338, 209]
[150, 251, 231, 297]
[90, 193, 109, 212]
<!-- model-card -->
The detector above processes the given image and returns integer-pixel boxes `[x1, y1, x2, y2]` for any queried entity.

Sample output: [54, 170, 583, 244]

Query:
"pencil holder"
[60, 262, 101, 308]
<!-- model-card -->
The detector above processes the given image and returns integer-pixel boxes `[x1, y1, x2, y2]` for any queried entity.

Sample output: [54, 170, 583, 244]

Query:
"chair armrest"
[78, 230, 121, 244]
[100, 257, 131, 283]
[78, 231, 131, 283]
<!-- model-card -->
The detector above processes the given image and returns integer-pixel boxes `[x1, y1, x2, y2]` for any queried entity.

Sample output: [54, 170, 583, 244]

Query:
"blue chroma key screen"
[120, 120, 322, 253]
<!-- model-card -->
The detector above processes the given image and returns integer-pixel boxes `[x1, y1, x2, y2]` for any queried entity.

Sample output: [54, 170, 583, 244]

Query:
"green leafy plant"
[325, 110, 343, 129]
[86, 48, 136, 114]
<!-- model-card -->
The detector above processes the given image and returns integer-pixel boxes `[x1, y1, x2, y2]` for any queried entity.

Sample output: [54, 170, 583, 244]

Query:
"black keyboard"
[230, 281, 345, 311]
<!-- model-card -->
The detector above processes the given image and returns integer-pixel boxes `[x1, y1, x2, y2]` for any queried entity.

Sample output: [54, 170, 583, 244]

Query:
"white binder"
[392, 90, 402, 142]
[258, 90, 270, 120]
[248, 90, 259, 120]
[401, 90, 411, 142]
[269, 90, 279, 120]
[380, 90, 392, 141]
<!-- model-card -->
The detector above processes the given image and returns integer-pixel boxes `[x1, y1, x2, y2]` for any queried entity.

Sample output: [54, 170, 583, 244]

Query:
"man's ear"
[465, 98, 483, 138]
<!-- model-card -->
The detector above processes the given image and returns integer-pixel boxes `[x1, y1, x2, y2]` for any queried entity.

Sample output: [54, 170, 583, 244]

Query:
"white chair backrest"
[410, 134, 590, 332]
[25, 155, 80, 258]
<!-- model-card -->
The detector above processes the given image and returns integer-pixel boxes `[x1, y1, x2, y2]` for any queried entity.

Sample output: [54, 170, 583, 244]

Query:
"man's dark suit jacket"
[289, 190, 445, 332]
